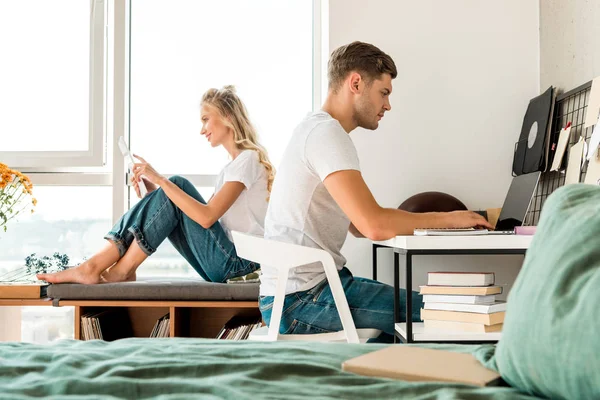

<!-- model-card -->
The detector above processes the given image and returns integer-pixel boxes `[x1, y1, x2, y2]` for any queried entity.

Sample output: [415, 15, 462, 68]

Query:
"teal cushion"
[495, 184, 600, 399]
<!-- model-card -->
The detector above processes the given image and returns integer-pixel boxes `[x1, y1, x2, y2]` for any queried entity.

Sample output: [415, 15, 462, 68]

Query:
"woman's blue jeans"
[104, 175, 258, 282]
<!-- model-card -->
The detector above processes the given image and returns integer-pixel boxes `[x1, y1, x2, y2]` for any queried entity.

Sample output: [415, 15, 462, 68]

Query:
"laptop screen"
[495, 172, 541, 231]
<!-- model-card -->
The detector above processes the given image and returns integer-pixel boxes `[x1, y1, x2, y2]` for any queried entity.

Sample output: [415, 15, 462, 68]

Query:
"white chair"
[232, 231, 380, 344]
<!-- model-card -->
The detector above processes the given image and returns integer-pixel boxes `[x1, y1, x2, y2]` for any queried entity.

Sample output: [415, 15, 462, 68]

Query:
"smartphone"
[118, 136, 148, 197]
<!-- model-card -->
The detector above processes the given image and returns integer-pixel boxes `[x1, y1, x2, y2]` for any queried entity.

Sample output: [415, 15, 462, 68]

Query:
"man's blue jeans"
[104, 175, 258, 282]
[259, 267, 423, 341]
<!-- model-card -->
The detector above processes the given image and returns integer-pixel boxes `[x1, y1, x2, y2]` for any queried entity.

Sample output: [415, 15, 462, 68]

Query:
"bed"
[0, 339, 540, 399]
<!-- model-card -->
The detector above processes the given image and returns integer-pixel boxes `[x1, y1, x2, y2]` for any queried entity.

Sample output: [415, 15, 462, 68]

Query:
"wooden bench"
[1, 279, 260, 340]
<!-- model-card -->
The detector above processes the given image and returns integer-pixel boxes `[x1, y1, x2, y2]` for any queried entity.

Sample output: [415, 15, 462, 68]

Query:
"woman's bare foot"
[36, 261, 103, 284]
[101, 240, 146, 283]
[101, 266, 136, 283]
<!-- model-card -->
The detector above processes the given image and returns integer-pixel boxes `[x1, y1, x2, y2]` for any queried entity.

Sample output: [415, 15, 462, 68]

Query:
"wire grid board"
[525, 80, 595, 225]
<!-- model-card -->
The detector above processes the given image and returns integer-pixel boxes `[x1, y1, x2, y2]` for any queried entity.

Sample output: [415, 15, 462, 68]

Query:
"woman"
[38, 86, 274, 284]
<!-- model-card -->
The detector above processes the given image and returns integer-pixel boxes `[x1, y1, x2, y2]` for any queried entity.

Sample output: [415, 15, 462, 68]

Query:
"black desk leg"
[394, 251, 401, 343]
[372, 244, 378, 281]
[405, 251, 413, 343]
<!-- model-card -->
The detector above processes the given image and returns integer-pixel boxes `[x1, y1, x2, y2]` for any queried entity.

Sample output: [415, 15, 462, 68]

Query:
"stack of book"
[150, 314, 170, 338]
[81, 309, 133, 340]
[420, 272, 506, 334]
[81, 311, 101, 340]
[216, 316, 262, 340]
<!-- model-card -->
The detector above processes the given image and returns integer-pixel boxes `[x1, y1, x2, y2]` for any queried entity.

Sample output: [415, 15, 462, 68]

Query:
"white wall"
[327, 0, 540, 295]
[540, 0, 600, 90]
[0, 308, 21, 342]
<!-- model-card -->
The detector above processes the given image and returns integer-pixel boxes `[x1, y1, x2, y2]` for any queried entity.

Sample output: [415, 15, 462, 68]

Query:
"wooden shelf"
[2, 297, 260, 340]
[183, 307, 260, 338]
[59, 300, 258, 308]
[0, 298, 53, 306]
[71, 300, 260, 340]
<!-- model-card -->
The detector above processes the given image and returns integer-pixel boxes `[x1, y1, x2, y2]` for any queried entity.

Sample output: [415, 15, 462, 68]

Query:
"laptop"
[414, 171, 541, 236]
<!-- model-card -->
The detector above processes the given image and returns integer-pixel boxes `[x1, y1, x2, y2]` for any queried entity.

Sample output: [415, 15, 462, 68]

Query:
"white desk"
[373, 235, 533, 343]
[375, 235, 533, 251]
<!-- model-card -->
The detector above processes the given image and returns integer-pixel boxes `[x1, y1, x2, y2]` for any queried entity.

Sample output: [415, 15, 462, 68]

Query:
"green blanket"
[494, 184, 600, 399]
[0, 339, 539, 399]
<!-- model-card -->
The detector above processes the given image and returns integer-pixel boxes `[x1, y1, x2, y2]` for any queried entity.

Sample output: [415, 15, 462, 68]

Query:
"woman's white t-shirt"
[214, 150, 269, 241]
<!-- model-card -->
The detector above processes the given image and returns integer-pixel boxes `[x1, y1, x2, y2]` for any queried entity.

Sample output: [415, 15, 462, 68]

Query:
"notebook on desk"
[414, 172, 541, 236]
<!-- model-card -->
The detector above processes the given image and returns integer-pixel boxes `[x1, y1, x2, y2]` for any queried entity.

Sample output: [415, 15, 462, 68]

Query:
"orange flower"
[0, 164, 36, 232]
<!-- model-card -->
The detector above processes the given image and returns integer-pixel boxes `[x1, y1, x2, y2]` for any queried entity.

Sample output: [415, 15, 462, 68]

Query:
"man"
[259, 41, 491, 339]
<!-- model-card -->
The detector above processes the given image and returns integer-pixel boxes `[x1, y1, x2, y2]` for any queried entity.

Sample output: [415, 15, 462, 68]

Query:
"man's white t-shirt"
[215, 150, 269, 241]
[261, 111, 360, 296]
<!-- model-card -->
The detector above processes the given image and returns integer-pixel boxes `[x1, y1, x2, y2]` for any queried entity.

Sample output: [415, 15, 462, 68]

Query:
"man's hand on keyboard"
[445, 211, 493, 230]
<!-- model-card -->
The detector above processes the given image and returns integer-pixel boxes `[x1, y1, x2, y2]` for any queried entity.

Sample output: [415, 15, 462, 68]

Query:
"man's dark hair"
[328, 41, 397, 92]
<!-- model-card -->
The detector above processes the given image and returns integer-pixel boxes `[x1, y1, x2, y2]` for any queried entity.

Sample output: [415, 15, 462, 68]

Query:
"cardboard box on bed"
[342, 346, 501, 387]
[0, 283, 48, 299]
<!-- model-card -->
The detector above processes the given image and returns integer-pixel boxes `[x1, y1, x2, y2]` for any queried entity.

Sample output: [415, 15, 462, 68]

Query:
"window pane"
[21, 306, 75, 343]
[1, 186, 112, 265]
[0, 186, 111, 343]
[0, 1, 90, 151]
[130, 0, 313, 174]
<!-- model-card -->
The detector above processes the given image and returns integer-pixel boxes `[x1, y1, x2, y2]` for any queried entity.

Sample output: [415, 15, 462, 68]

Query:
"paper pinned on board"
[550, 123, 572, 171]
[565, 137, 585, 185]
[585, 76, 600, 128]
[586, 114, 600, 160]
[584, 148, 600, 185]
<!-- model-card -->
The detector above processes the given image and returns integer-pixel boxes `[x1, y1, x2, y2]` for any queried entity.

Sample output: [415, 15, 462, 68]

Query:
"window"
[0, 0, 321, 343]
[21, 306, 75, 343]
[0, 186, 111, 343]
[124, 0, 315, 279]
[129, 0, 314, 175]
[0, 186, 112, 271]
[0, 0, 107, 168]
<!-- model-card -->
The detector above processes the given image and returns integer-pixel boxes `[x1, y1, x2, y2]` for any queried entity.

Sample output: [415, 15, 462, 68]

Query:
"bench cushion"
[47, 277, 259, 301]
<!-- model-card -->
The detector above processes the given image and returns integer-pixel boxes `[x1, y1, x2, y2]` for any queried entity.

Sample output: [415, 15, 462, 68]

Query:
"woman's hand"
[131, 154, 164, 197]
[131, 176, 158, 198]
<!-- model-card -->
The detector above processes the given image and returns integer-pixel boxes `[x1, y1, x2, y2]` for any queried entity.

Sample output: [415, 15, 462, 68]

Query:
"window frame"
[0, 0, 108, 168]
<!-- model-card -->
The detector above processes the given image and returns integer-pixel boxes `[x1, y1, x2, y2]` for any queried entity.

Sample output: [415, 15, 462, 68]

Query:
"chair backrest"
[232, 231, 359, 343]
[232, 231, 333, 269]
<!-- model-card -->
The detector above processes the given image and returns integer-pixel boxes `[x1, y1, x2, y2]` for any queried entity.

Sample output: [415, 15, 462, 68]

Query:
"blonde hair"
[201, 85, 275, 198]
